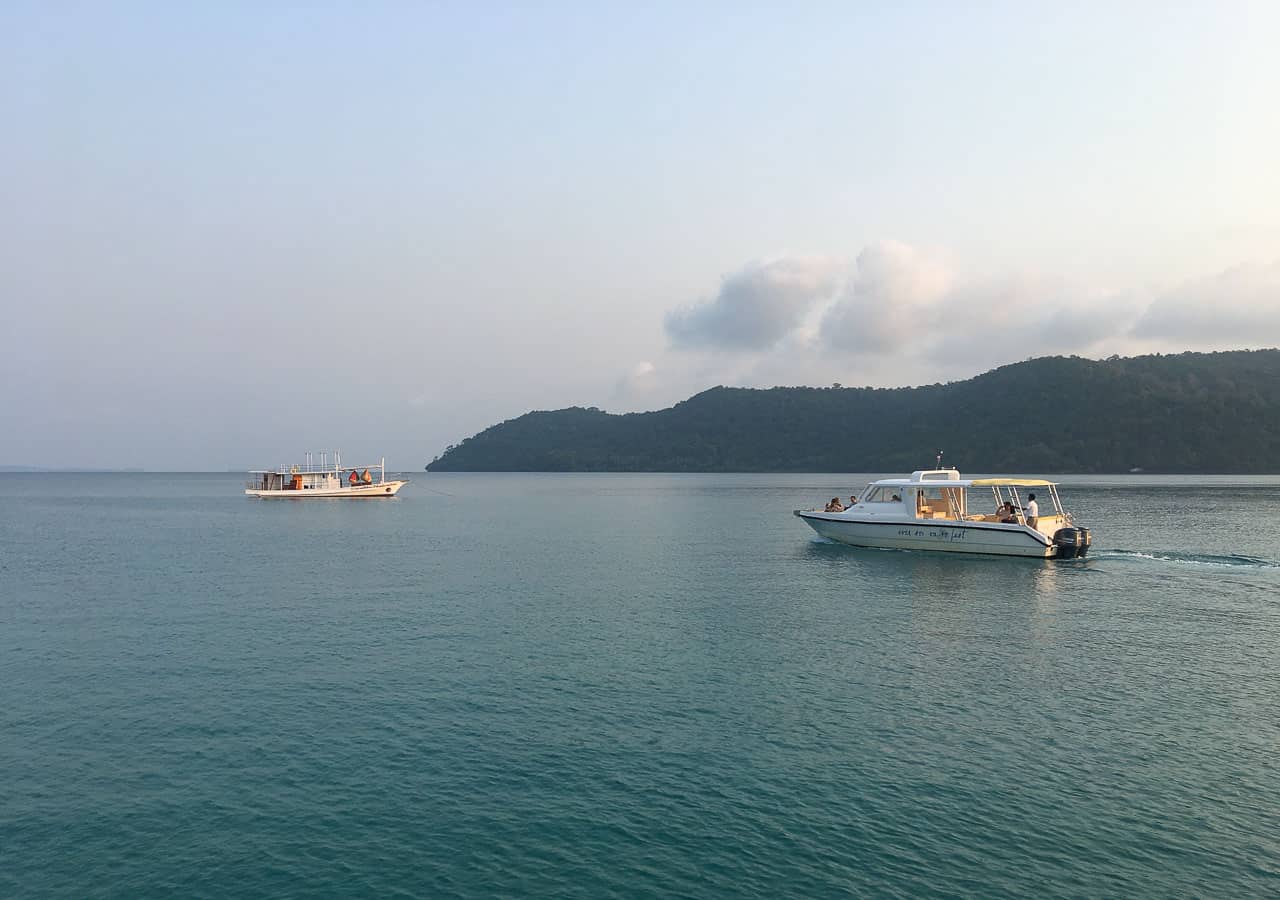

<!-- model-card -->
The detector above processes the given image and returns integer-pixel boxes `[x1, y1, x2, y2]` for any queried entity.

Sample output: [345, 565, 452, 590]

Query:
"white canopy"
[868, 471, 1056, 489]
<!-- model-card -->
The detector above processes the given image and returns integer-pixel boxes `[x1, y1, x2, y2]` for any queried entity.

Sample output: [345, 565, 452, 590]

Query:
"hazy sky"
[4, 2, 1279, 469]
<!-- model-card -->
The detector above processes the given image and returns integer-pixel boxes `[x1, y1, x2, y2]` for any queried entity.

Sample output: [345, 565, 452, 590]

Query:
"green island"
[427, 349, 1280, 473]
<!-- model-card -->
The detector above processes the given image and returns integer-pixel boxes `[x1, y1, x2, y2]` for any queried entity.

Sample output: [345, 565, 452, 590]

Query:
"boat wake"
[806, 540, 1280, 569]
[1098, 549, 1280, 569]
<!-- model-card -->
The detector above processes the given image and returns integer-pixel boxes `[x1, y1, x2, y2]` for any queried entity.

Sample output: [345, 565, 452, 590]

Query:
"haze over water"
[3, 472, 1278, 897]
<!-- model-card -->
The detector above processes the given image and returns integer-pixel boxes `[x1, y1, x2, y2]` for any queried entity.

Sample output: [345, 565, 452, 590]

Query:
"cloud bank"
[650, 243, 1280, 401]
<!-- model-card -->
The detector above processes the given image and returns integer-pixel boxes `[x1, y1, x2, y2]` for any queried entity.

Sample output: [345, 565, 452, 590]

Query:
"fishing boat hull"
[795, 510, 1056, 558]
[245, 479, 409, 499]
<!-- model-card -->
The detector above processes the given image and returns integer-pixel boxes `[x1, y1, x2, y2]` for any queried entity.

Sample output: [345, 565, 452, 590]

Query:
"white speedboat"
[795, 468, 1091, 558]
[245, 451, 408, 499]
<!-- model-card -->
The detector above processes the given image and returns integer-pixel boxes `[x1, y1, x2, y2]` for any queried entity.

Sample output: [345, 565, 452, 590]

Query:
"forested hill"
[427, 350, 1280, 473]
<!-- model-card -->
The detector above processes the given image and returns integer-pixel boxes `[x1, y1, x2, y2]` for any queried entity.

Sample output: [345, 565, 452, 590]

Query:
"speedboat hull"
[246, 479, 408, 499]
[795, 510, 1057, 558]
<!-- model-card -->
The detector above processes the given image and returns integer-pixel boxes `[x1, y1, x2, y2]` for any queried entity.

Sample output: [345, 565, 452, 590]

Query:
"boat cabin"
[251, 469, 346, 492]
[850, 469, 1070, 535]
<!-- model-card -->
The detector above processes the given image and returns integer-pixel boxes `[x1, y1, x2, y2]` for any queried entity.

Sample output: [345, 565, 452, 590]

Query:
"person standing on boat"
[1024, 493, 1039, 528]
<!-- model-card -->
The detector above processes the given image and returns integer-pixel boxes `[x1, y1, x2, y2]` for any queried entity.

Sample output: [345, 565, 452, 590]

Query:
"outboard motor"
[1052, 526, 1091, 559]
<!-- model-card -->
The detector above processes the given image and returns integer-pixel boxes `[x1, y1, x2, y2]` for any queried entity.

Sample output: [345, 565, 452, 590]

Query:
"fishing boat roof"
[248, 463, 385, 475]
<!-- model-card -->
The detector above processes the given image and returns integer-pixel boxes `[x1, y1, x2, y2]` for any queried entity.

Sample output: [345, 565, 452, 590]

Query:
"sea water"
[2, 472, 1278, 897]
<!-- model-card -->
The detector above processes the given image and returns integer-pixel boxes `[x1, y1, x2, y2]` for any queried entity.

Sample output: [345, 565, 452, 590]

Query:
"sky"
[3, 1, 1279, 469]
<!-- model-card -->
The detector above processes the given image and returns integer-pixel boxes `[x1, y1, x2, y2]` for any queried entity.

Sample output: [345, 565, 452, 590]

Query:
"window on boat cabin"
[862, 486, 901, 503]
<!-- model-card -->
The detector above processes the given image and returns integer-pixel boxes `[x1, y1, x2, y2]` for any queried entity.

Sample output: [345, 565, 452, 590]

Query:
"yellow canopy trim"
[970, 478, 1055, 486]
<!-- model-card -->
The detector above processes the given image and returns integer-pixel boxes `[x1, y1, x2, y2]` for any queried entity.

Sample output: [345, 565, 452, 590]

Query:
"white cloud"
[612, 360, 660, 405]
[924, 276, 1141, 370]
[820, 241, 952, 353]
[664, 256, 843, 351]
[814, 243, 1141, 368]
[1130, 260, 1280, 344]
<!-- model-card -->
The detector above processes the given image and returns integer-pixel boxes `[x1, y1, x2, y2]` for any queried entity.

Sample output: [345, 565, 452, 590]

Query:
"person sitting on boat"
[848, 495, 858, 507]
[996, 501, 1017, 523]
[825, 497, 845, 512]
[890, 493, 901, 503]
[1025, 493, 1039, 528]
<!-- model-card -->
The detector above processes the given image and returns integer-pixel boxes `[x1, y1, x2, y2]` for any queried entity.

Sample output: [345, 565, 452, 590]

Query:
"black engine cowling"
[1052, 526, 1091, 559]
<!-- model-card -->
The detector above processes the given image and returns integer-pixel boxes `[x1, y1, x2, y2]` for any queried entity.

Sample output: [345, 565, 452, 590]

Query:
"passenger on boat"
[1025, 493, 1039, 528]
[997, 501, 1017, 523]
[825, 497, 845, 512]
[890, 494, 901, 502]
[848, 495, 858, 507]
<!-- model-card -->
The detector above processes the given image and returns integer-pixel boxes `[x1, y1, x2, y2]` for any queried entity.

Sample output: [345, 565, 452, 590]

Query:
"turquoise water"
[3, 472, 1279, 897]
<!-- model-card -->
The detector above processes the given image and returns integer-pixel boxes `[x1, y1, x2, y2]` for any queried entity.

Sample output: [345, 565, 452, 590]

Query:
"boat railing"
[263, 462, 385, 476]
[250, 456, 391, 480]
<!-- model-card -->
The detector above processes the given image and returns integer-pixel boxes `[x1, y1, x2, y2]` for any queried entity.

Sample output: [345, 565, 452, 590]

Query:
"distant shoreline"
[0, 466, 147, 473]
[3, 468, 1278, 477]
